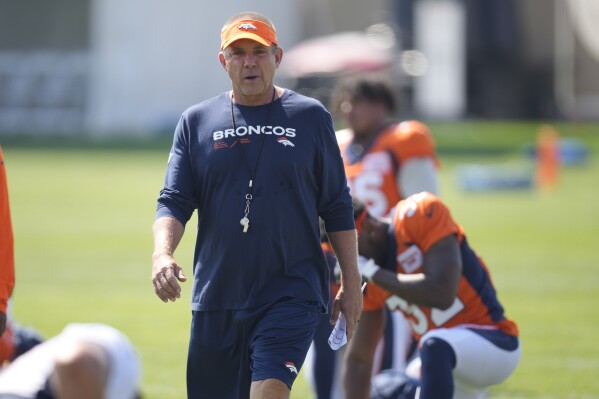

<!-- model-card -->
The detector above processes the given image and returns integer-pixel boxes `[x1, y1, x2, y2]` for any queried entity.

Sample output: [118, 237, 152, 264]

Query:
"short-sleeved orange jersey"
[337, 121, 438, 217]
[0, 146, 15, 315]
[363, 192, 518, 340]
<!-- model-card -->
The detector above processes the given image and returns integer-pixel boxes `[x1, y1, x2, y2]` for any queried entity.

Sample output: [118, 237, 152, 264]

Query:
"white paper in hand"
[328, 312, 347, 350]
[327, 283, 366, 350]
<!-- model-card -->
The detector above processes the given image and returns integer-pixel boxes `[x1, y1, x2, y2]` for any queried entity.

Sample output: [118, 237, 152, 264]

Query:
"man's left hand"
[330, 278, 363, 342]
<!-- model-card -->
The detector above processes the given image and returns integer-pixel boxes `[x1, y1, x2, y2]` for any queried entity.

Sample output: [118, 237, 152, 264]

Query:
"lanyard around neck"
[230, 88, 277, 233]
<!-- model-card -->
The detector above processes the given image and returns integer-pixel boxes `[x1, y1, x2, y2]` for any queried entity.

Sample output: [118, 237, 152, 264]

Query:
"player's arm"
[343, 308, 384, 399]
[319, 108, 363, 340]
[327, 229, 363, 342]
[152, 216, 187, 303]
[51, 342, 109, 399]
[367, 234, 461, 309]
[0, 145, 15, 336]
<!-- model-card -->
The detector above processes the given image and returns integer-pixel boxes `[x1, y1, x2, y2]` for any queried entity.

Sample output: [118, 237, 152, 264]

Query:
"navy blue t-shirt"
[156, 90, 354, 311]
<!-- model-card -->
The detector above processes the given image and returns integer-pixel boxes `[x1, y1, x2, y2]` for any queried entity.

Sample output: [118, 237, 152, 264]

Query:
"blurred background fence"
[1, 0, 598, 138]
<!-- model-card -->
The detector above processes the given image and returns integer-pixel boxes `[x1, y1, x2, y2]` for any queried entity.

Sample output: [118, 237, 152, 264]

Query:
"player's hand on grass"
[152, 254, 187, 303]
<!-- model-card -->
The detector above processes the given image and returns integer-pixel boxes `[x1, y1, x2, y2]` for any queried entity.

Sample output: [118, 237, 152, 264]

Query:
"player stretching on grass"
[344, 194, 520, 399]
[0, 323, 141, 399]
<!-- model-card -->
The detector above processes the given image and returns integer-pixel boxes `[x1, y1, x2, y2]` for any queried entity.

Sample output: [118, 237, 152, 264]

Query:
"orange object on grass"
[535, 125, 560, 191]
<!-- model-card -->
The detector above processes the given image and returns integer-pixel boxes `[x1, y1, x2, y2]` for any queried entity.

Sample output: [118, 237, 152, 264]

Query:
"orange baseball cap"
[220, 19, 278, 50]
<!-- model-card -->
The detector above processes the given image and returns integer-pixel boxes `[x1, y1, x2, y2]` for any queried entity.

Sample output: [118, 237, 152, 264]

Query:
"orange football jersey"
[363, 192, 518, 340]
[337, 121, 438, 217]
[0, 146, 15, 315]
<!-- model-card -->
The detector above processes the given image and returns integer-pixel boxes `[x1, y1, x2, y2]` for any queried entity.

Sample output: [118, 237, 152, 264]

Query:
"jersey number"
[350, 171, 388, 217]
[386, 295, 465, 336]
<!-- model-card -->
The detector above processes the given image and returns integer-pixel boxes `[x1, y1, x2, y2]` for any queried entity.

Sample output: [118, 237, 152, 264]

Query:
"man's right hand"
[152, 254, 187, 302]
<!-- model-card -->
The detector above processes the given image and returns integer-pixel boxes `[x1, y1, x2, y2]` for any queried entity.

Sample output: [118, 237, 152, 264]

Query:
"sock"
[418, 337, 456, 399]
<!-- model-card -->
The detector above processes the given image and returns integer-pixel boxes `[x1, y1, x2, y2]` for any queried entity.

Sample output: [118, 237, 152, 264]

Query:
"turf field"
[3, 121, 599, 398]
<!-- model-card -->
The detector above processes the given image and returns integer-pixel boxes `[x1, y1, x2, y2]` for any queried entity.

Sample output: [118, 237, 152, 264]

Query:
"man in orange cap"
[151, 11, 362, 399]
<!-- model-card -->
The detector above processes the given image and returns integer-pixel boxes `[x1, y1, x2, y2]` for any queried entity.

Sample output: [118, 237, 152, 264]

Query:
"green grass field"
[3, 121, 599, 398]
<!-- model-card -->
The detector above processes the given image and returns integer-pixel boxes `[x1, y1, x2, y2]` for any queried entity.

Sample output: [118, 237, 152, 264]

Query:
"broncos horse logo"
[277, 138, 295, 147]
[238, 23, 258, 31]
[284, 361, 298, 375]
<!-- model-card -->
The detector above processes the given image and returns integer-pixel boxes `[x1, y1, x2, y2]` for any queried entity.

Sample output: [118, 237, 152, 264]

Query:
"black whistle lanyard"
[230, 88, 277, 232]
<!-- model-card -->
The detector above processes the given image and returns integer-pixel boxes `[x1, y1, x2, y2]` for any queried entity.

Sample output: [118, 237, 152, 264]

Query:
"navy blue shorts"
[186, 297, 323, 399]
